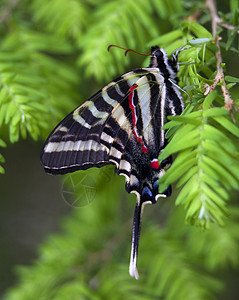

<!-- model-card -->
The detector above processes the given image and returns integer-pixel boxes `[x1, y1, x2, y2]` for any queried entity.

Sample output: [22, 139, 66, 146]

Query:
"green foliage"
[0, 30, 78, 141]
[154, 23, 239, 229]
[0, 29, 79, 172]
[159, 106, 239, 227]
[31, 0, 88, 39]
[76, 0, 184, 80]
[3, 170, 239, 299]
[1, 0, 239, 299]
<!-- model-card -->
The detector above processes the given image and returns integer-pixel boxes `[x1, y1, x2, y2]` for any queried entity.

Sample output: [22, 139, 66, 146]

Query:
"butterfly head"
[149, 46, 178, 80]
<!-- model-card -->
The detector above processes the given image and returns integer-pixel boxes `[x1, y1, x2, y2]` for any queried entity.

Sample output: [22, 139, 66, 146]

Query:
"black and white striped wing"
[41, 69, 163, 176]
[41, 67, 178, 280]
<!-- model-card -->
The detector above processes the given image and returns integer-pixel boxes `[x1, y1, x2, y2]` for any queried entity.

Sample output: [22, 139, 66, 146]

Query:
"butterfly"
[40, 45, 185, 279]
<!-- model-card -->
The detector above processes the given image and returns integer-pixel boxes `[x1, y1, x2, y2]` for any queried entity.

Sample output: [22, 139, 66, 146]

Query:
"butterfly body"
[41, 47, 185, 279]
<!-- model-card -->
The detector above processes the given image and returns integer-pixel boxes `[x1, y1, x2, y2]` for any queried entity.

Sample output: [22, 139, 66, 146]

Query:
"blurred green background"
[0, 0, 239, 299]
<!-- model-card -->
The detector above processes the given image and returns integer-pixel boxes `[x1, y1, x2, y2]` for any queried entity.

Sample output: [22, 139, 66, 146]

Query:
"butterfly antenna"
[124, 49, 151, 57]
[107, 44, 128, 52]
[108, 45, 151, 57]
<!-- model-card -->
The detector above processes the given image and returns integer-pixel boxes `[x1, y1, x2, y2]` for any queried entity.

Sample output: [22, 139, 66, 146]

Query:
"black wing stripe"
[149, 83, 166, 152]
[165, 82, 185, 116]
[73, 112, 92, 129]
[42, 149, 111, 174]
[79, 103, 107, 125]
[117, 74, 134, 95]
[127, 174, 140, 193]
[94, 91, 118, 112]
[106, 81, 125, 99]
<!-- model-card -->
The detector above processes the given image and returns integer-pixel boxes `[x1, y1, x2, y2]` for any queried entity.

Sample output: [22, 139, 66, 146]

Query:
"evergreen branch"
[220, 22, 239, 34]
[158, 103, 239, 227]
[0, 31, 79, 143]
[5, 180, 239, 299]
[155, 20, 239, 228]
[205, 0, 235, 120]
[141, 227, 222, 300]
[185, 206, 239, 270]
[30, 0, 88, 39]
[78, 0, 183, 81]
[1, 1, 239, 298]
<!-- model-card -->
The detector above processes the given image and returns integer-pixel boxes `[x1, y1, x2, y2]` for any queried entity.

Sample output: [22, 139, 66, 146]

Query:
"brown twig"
[0, 0, 20, 24]
[205, 0, 235, 122]
[220, 22, 239, 34]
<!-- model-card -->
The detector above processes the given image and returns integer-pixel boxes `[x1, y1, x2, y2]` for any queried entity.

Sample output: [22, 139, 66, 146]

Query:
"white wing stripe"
[102, 91, 118, 107]
[88, 101, 109, 119]
[136, 77, 151, 144]
[44, 140, 106, 153]
[119, 159, 131, 172]
[101, 131, 113, 144]
[112, 104, 131, 128]
[59, 126, 68, 132]
[110, 146, 122, 158]
[73, 114, 91, 129]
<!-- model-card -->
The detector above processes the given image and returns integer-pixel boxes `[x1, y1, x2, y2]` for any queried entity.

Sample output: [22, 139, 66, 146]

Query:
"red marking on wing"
[150, 159, 160, 170]
[128, 84, 138, 127]
[132, 130, 148, 154]
[141, 144, 148, 154]
[128, 84, 138, 93]
[128, 84, 148, 154]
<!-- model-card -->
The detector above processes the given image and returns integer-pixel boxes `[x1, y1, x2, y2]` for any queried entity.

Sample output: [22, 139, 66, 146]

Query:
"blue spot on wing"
[142, 186, 153, 201]
[153, 180, 159, 191]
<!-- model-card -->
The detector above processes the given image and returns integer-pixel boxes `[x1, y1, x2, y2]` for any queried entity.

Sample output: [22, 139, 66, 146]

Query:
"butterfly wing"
[112, 71, 173, 279]
[40, 69, 149, 174]
[40, 67, 181, 280]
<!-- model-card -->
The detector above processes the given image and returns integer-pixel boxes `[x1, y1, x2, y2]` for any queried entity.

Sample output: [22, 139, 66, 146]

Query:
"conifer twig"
[220, 22, 239, 34]
[205, 0, 235, 121]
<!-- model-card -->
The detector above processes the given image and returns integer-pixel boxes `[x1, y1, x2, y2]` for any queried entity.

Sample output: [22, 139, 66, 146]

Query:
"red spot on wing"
[150, 159, 160, 170]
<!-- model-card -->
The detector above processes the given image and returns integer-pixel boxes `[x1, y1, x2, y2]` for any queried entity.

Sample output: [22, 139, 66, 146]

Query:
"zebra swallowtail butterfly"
[40, 46, 185, 279]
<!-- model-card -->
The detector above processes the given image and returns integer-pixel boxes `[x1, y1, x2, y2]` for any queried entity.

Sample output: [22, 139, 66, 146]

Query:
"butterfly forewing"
[41, 70, 149, 173]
